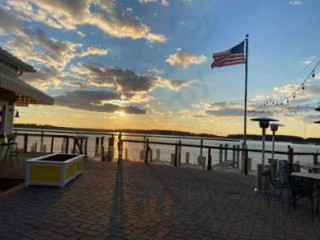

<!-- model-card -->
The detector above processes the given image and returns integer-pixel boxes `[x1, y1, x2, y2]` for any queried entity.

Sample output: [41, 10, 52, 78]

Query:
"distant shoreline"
[14, 123, 320, 145]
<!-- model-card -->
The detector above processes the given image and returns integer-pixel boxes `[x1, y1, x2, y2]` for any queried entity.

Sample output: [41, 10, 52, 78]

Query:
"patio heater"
[251, 117, 278, 191]
[270, 122, 284, 161]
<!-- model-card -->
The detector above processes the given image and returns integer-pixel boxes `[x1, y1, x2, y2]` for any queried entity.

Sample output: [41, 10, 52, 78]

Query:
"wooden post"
[39, 131, 44, 153]
[219, 144, 223, 163]
[145, 138, 149, 164]
[65, 137, 70, 153]
[72, 138, 76, 154]
[236, 145, 240, 168]
[178, 140, 182, 165]
[84, 137, 88, 156]
[174, 144, 178, 167]
[101, 146, 105, 162]
[242, 144, 248, 175]
[95, 137, 99, 156]
[313, 153, 318, 165]
[232, 145, 236, 168]
[101, 136, 104, 147]
[24, 133, 28, 153]
[288, 147, 294, 164]
[200, 139, 203, 157]
[207, 148, 212, 171]
[224, 144, 228, 162]
[50, 136, 54, 153]
[117, 137, 123, 164]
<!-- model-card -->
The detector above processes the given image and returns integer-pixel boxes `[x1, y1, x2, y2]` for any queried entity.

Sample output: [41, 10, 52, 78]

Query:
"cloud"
[21, 66, 64, 91]
[204, 101, 244, 117]
[5, 27, 108, 71]
[139, 0, 190, 7]
[289, 0, 302, 5]
[0, 6, 22, 35]
[55, 90, 146, 114]
[7, 0, 166, 43]
[67, 63, 194, 95]
[166, 49, 206, 68]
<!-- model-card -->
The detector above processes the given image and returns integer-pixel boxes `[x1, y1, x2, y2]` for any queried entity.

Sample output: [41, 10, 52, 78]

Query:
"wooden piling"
[207, 148, 212, 171]
[224, 144, 228, 162]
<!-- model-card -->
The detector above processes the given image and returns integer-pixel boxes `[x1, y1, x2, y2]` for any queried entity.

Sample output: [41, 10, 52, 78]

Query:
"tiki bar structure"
[0, 47, 54, 136]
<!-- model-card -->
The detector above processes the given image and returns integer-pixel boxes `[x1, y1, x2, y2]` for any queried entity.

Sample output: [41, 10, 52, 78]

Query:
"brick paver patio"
[0, 161, 320, 240]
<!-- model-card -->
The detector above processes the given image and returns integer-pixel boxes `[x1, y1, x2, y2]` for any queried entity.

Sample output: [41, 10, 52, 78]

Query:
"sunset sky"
[1, 0, 320, 137]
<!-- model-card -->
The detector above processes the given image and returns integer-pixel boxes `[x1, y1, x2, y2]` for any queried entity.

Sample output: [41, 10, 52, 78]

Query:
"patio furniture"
[266, 162, 296, 205]
[290, 172, 319, 221]
[0, 134, 19, 163]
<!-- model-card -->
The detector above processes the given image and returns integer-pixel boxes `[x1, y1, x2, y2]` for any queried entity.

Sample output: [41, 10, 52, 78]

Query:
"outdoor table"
[300, 164, 320, 173]
[291, 172, 320, 220]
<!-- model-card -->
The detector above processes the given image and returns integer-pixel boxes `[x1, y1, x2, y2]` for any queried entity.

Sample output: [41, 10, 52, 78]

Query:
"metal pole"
[243, 34, 249, 145]
[271, 130, 275, 160]
[262, 128, 266, 171]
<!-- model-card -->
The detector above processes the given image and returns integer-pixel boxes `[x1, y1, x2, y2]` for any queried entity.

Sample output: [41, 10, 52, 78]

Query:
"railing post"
[65, 137, 70, 153]
[219, 144, 223, 163]
[84, 137, 88, 156]
[40, 131, 44, 153]
[288, 147, 294, 164]
[174, 143, 178, 167]
[243, 143, 248, 175]
[101, 146, 105, 162]
[72, 137, 76, 154]
[24, 133, 28, 153]
[207, 148, 212, 171]
[232, 145, 236, 168]
[95, 137, 99, 156]
[236, 145, 240, 168]
[117, 133, 123, 164]
[200, 139, 203, 157]
[145, 138, 149, 164]
[50, 136, 54, 153]
[178, 140, 182, 165]
[224, 144, 228, 162]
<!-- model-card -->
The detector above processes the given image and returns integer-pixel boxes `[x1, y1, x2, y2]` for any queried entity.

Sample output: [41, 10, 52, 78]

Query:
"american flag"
[211, 41, 246, 68]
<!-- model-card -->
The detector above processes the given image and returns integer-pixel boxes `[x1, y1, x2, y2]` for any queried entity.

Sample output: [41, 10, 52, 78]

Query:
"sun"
[117, 111, 125, 116]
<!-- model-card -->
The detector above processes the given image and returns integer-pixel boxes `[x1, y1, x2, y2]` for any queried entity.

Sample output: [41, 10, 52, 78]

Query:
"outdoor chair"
[266, 161, 291, 205]
[0, 134, 19, 164]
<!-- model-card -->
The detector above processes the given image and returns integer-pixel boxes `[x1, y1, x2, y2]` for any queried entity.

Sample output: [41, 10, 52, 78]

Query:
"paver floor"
[0, 161, 320, 240]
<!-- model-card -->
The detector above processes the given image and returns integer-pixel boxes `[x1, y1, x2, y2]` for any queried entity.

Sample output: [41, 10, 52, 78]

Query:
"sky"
[1, 0, 320, 137]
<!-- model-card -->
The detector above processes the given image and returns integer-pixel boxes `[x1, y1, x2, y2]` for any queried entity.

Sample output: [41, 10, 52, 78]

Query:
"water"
[15, 129, 320, 170]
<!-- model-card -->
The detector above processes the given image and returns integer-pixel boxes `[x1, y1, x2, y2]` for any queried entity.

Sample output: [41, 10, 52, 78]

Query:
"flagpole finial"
[246, 34, 249, 38]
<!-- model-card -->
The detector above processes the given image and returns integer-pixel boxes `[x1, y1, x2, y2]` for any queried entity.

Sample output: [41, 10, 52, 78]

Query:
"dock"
[0, 160, 319, 240]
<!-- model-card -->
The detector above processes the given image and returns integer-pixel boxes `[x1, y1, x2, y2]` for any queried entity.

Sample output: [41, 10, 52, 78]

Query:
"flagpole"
[243, 34, 249, 175]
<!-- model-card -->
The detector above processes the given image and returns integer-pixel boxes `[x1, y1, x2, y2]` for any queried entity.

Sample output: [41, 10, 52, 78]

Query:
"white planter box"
[25, 153, 84, 188]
